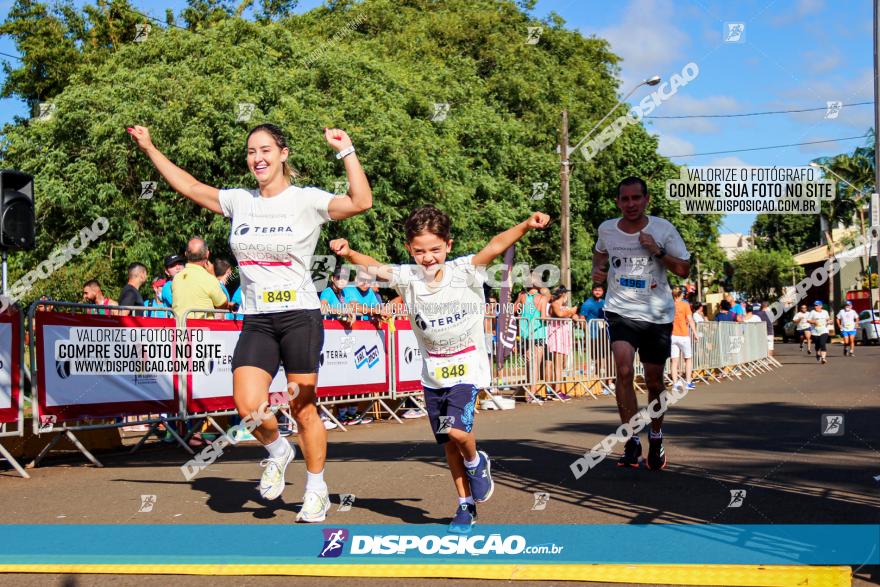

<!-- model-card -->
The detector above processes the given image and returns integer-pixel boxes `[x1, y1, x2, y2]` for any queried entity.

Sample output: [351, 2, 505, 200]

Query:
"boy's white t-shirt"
[219, 185, 334, 314]
[837, 309, 859, 331]
[808, 309, 831, 335]
[595, 216, 690, 323]
[390, 255, 490, 390]
[792, 311, 811, 330]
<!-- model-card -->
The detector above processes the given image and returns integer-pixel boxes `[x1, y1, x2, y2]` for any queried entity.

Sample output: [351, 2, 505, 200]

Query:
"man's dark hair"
[83, 279, 100, 289]
[127, 262, 147, 280]
[720, 299, 731, 311]
[617, 176, 648, 198]
[213, 258, 232, 276]
[691, 301, 703, 313]
[404, 206, 451, 242]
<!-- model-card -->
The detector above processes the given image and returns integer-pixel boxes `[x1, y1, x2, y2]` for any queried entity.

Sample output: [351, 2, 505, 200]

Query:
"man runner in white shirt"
[792, 303, 812, 354]
[592, 177, 691, 471]
[836, 300, 859, 357]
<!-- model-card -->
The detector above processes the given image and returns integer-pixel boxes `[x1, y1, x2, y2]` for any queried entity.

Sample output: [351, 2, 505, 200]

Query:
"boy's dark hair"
[617, 176, 648, 198]
[720, 299, 731, 311]
[404, 206, 451, 242]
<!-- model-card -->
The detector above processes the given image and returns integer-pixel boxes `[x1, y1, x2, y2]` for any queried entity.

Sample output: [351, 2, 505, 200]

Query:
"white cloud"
[592, 0, 690, 90]
[770, 0, 824, 26]
[704, 156, 752, 168]
[802, 49, 842, 75]
[656, 133, 695, 158]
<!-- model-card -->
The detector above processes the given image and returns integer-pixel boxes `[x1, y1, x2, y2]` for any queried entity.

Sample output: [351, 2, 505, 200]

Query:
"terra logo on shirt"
[234, 223, 294, 235]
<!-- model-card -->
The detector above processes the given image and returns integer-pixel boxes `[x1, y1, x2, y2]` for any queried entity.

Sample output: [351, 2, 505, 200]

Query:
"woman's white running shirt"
[389, 255, 490, 390]
[219, 185, 334, 315]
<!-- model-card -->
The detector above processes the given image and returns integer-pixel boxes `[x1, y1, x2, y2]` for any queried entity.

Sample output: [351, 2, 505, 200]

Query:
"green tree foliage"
[0, 0, 722, 305]
[752, 214, 821, 253]
[730, 248, 803, 301]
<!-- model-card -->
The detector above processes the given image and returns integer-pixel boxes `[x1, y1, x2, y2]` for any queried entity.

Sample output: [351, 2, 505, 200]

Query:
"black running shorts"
[231, 309, 324, 375]
[604, 311, 673, 365]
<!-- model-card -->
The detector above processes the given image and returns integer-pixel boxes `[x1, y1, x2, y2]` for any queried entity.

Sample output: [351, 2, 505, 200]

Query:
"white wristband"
[335, 146, 355, 160]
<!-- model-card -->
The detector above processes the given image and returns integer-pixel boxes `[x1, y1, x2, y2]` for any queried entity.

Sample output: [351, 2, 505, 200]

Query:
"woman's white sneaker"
[259, 441, 295, 500]
[296, 488, 331, 522]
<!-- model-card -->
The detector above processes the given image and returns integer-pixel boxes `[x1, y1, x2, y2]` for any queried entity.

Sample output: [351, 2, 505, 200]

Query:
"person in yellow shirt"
[172, 238, 230, 321]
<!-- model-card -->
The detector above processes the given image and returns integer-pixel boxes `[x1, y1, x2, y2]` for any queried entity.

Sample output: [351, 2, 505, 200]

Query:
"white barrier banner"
[38, 319, 176, 418]
[318, 325, 388, 393]
[0, 322, 11, 410]
[395, 327, 423, 386]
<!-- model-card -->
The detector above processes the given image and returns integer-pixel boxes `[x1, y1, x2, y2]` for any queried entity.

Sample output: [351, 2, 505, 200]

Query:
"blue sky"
[0, 0, 874, 235]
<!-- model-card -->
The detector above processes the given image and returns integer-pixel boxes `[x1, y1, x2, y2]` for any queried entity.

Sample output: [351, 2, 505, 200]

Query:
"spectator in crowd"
[753, 301, 776, 357]
[725, 293, 744, 323]
[579, 284, 606, 321]
[691, 301, 706, 323]
[171, 238, 229, 321]
[670, 286, 697, 390]
[144, 278, 170, 318]
[319, 266, 355, 327]
[744, 303, 761, 324]
[546, 286, 581, 398]
[371, 282, 385, 303]
[212, 257, 235, 319]
[515, 279, 549, 398]
[714, 299, 737, 322]
[343, 274, 383, 320]
[118, 262, 147, 316]
[82, 280, 117, 315]
[160, 254, 187, 308]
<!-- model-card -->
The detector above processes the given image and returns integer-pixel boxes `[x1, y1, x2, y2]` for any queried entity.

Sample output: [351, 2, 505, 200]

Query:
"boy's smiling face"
[405, 232, 453, 278]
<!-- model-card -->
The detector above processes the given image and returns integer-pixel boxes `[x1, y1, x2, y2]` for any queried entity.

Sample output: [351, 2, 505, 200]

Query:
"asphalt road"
[1, 341, 878, 586]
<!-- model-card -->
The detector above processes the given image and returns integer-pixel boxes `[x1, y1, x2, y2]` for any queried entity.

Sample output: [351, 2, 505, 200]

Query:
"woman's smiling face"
[247, 130, 288, 186]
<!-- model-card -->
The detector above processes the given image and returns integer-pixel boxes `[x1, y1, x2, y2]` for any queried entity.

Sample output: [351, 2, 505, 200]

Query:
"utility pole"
[560, 110, 571, 291]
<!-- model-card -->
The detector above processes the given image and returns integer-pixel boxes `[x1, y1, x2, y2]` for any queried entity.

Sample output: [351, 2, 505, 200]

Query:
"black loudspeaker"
[0, 170, 35, 250]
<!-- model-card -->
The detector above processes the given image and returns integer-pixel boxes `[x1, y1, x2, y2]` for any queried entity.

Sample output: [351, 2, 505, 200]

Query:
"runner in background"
[669, 286, 697, 390]
[592, 176, 691, 471]
[836, 300, 859, 357]
[330, 206, 550, 533]
[808, 300, 831, 364]
[792, 303, 812, 354]
[129, 122, 372, 522]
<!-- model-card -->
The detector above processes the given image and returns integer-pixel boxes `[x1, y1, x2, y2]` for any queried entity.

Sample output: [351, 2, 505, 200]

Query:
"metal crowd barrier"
[14, 301, 779, 474]
[0, 310, 27, 478]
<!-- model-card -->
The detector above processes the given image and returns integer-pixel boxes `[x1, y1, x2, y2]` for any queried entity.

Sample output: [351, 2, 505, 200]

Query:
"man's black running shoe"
[617, 437, 641, 468]
[646, 436, 667, 470]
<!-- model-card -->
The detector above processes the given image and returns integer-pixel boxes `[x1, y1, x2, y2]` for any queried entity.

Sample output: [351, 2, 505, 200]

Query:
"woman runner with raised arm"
[129, 123, 371, 522]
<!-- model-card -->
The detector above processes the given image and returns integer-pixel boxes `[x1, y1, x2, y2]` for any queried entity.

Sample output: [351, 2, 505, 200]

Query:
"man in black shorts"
[592, 177, 691, 470]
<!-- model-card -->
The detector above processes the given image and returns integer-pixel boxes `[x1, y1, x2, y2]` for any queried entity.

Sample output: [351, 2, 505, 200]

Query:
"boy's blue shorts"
[423, 384, 479, 444]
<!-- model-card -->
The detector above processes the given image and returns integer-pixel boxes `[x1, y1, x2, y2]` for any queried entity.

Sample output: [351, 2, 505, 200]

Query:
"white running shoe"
[296, 488, 331, 522]
[258, 441, 294, 500]
[322, 417, 338, 430]
[402, 409, 426, 419]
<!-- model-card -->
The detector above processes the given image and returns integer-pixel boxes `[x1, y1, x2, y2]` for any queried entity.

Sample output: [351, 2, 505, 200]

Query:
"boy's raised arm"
[471, 212, 550, 267]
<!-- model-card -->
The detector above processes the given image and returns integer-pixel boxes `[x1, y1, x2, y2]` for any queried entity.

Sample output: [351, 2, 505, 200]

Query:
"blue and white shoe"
[466, 450, 495, 503]
[686, 382, 696, 390]
[448, 502, 477, 534]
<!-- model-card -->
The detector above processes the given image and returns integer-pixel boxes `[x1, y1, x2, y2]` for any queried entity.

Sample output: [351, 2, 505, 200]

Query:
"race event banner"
[0, 311, 21, 424]
[36, 312, 178, 420]
[392, 319, 422, 392]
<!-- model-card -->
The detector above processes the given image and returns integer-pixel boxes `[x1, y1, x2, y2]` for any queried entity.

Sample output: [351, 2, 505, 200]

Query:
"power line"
[662, 134, 870, 158]
[645, 101, 873, 119]
[0, 51, 22, 61]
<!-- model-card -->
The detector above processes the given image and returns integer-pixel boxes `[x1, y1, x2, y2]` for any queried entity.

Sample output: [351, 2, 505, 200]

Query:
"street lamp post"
[560, 75, 662, 291]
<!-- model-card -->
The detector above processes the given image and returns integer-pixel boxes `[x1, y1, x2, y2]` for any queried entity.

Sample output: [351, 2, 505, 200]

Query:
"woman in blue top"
[515, 282, 548, 397]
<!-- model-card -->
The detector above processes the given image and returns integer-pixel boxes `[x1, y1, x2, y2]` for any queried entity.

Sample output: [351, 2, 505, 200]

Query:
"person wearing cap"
[160, 253, 187, 308]
[144, 278, 170, 318]
[792, 303, 813, 354]
[808, 300, 832, 364]
[836, 300, 859, 357]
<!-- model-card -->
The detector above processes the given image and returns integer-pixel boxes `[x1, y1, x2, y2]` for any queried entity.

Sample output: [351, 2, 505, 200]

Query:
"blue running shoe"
[686, 382, 696, 390]
[448, 503, 477, 534]
[466, 450, 495, 503]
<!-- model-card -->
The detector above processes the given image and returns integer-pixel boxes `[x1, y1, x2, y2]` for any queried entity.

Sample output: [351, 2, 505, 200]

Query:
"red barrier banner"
[35, 312, 179, 421]
[392, 319, 423, 393]
[0, 311, 21, 424]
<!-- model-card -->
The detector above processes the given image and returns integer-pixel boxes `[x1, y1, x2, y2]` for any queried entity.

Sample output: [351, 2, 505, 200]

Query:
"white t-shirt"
[693, 312, 705, 323]
[837, 309, 858, 331]
[808, 309, 831, 335]
[745, 314, 762, 323]
[390, 255, 490, 390]
[792, 311, 811, 331]
[219, 185, 334, 314]
[595, 216, 690, 323]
